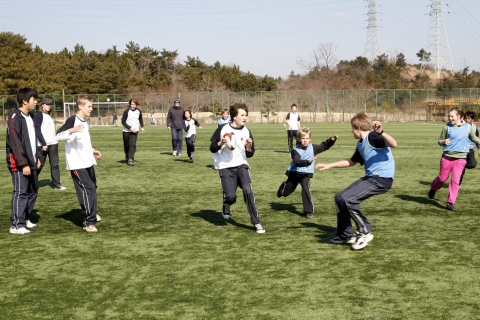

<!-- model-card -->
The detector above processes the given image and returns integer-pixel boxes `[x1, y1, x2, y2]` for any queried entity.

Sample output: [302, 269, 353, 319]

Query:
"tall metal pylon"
[363, 0, 382, 64]
[421, 0, 454, 79]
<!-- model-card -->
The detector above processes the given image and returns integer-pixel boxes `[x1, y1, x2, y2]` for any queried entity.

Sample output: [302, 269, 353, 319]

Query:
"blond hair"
[76, 95, 93, 108]
[297, 127, 311, 139]
[350, 111, 372, 131]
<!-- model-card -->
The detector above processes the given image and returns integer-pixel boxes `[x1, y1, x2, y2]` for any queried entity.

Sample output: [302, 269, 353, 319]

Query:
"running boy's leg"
[220, 167, 238, 206]
[70, 168, 97, 227]
[277, 172, 299, 198]
[299, 176, 314, 216]
[334, 178, 388, 239]
[237, 165, 261, 225]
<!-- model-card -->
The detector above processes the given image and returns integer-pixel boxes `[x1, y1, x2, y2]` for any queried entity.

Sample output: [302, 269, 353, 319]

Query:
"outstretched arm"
[315, 159, 357, 171]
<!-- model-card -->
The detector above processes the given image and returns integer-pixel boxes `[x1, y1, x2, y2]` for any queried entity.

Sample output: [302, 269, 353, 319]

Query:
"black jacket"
[6, 108, 40, 171]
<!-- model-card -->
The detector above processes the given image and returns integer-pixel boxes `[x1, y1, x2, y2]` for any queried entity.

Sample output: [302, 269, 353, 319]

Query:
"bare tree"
[297, 42, 339, 73]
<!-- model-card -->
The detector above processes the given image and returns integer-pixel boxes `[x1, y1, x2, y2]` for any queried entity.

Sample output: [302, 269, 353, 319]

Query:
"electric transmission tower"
[363, 0, 382, 64]
[421, 0, 454, 79]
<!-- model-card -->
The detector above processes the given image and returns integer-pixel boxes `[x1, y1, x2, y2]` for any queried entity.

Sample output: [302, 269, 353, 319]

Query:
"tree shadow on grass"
[55, 209, 84, 227]
[269, 202, 303, 217]
[288, 222, 336, 243]
[190, 210, 254, 231]
[395, 195, 446, 210]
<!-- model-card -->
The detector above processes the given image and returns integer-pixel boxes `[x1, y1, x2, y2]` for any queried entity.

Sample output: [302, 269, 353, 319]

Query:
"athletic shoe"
[306, 213, 314, 219]
[277, 182, 286, 198]
[255, 223, 265, 234]
[330, 236, 354, 244]
[127, 159, 134, 166]
[26, 220, 37, 228]
[351, 233, 374, 250]
[428, 188, 436, 199]
[172, 151, 177, 156]
[446, 202, 456, 211]
[96, 214, 102, 222]
[10, 227, 31, 235]
[177, 153, 182, 157]
[54, 185, 67, 190]
[222, 204, 231, 219]
[83, 225, 98, 233]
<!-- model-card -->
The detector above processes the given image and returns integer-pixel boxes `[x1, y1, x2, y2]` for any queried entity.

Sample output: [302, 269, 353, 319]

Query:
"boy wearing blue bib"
[277, 128, 337, 219]
[315, 112, 397, 250]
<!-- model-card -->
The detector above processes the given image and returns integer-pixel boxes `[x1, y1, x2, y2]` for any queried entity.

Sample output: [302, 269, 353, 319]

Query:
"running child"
[217, 109, 231, 127]
[459, 110, 480, 186]
[428, 107, 480, 211]
[183, 110, 202, 163]
[210, 103, 265, 234]
[315, 112, 397, 250]
[56, 95, 102, 233]
[6, 88, 41, 234]
[277, 128, 337, 219]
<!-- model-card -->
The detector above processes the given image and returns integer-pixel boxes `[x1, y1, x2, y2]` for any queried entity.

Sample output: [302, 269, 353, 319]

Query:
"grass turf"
[0, 122, 479, 319]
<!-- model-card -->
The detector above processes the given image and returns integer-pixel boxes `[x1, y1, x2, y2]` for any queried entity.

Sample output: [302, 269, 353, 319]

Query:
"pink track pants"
[431, 157, 466, 204]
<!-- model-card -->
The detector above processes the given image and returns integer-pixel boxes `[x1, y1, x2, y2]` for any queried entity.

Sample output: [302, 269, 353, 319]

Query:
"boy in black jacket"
[277, 128, 337, 219]
[6, 88, 41, 234]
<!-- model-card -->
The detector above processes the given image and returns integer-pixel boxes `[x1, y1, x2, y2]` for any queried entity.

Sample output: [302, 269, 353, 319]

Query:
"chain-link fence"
[2, 88, 480, 126]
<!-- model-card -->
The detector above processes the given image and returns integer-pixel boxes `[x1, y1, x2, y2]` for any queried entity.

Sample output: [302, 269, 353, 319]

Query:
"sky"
[1, 0, 479, 79]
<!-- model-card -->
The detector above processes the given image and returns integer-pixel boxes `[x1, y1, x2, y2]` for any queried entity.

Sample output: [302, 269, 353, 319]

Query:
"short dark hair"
[291, 104, 297, 109]
[129, 99, 139, 106]
[229, 103, 248, 119]
[465, 110, 475, 119]
[17, 87, 38, 106]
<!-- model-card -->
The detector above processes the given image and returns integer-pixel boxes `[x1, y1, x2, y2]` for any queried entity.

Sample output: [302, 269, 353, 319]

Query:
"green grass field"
[1, 121, 479, 319]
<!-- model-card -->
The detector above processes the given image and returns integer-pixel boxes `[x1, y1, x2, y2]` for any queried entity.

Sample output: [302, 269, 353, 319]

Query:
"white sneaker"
[10, 227, 31, 235]
[96, 214, 102, 222]
[255, 223, 265, 234]
[351, 233, 374, 250]
[26, 220, 37, 228]
[172, 151, 177, 156]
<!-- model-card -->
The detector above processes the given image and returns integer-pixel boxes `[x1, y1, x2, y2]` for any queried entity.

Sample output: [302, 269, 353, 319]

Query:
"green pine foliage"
[1, 122, 480, 319]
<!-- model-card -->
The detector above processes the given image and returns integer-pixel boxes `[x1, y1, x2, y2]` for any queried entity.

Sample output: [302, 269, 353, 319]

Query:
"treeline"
[1, 32, 479, 96]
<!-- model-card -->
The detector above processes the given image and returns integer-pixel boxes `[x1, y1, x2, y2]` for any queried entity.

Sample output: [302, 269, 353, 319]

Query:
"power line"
[364, 0, 382, 63]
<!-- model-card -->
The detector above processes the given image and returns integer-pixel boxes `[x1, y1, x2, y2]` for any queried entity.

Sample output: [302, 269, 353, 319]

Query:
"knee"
[334, 192, 346, 205]
[224, 194, 237, 204]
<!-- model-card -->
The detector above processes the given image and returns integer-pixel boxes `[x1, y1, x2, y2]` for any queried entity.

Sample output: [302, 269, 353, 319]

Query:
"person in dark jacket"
[6, 88, 41, 234]
[167, 98, 185, 156]
[277, 128, 337, 219]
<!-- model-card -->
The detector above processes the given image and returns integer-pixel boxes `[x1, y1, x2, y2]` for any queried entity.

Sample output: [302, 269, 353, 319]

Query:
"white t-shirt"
[123, 109, 142, 132]
[286, 112, 300, 130]
[56, 115, 96, 170]
[185, 118, 199, 138]
[21, 112, 37, 162]
[211, 124, 253, 170]
[39, 113, 58, 146]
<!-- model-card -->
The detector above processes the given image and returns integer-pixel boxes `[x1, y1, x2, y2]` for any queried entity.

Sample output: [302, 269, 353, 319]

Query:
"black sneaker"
[277, 182, 286, 198]
[330, 236, 354, 244]
[428, 188, 436, 199]
[222, 204, 231, 219]
[446, 202, 456, 211]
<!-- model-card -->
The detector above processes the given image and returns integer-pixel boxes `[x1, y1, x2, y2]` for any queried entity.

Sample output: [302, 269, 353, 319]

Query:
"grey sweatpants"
[334, 177, 389, 239]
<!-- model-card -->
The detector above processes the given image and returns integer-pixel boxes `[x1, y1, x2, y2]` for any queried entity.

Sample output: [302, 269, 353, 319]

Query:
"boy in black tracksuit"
[277, 128, 337, 219]
[6, 88, 41, 234]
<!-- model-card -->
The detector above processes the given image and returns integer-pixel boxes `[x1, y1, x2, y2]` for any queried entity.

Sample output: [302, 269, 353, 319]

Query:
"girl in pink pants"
[428, 107, 480, 211]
